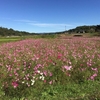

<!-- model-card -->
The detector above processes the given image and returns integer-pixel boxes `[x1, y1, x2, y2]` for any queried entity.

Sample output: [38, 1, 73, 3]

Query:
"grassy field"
[0, 36, 100, 100]
[0, 37, 21, 44]
[0, 35, 57, 43]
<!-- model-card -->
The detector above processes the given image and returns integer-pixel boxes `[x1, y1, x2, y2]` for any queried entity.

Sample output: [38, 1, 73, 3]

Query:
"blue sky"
[0, 0, 100, 33]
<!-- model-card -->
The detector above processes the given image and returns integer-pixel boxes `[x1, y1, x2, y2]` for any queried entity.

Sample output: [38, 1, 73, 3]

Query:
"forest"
[0, 27, 36, 36]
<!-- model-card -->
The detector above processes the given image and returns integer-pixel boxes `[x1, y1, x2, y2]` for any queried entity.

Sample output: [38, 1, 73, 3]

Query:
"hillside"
[67, 25, 100, 34]
[0, 27, 36, 36]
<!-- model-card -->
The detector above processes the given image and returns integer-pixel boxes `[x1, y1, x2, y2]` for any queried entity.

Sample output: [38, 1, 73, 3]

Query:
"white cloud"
[14, 19, 73, 28]
[14, 19, 37, 23]
[29, 23, 73, 27]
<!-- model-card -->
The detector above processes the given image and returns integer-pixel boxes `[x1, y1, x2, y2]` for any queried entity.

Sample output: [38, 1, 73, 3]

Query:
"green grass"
[1, 81, 100, 100]
[0, 38, 20, 42]
[0, 37, 21, 44]
[0, 34, 57, 43]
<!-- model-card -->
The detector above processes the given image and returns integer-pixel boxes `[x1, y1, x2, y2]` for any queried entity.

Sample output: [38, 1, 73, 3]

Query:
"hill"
[0, 27, 36, 36]
[67, 25, 100, 34]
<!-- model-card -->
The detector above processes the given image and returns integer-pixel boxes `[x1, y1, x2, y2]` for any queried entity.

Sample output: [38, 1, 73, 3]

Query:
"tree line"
[0, 27, 37, 36]
[67, 25, 100, 34]
[0, 25, 100, 36]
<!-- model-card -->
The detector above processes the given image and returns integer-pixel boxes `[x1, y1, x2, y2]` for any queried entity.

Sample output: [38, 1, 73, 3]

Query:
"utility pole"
[65, 26, 66, 34]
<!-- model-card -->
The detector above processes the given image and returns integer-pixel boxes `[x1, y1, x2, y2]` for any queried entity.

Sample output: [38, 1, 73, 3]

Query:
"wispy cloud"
[29, 23, 72, 27]
[14, 19, 37, 23]
[72, 22, 92, 26]
[14, 19, 73, 28]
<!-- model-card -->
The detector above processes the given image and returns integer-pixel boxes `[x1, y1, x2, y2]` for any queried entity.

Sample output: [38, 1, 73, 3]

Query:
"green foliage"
[1, 81, 100, 100]
[40, 34, 57, 38]
[68, 25, 100, 34]
[0, 27, 36, 36]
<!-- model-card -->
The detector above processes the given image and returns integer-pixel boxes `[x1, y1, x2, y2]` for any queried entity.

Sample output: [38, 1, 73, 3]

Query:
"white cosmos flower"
[39, 75, 44, 80]
[37, 70, 40, 73]
[31, 79, 35, 85]
[22, 81, 25, 84]
[40, 72, 43, 75]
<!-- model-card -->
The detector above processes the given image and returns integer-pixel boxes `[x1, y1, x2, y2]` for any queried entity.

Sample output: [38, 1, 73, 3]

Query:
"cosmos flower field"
[0, 37, 100, 98]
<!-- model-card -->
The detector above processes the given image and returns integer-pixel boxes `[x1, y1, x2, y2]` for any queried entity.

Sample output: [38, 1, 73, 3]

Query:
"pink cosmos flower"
[93, 73, 97, 77]
[90, 76, 94, 80]
[91, 68, 98, 72]
[44, 80, 46, 83]
[63, 65, 72, 71]
[49, 72, 52, 76]
[9, 74, 12, 76]
[43, 71, 47, 76]
[90, 73, 97, 80]
[12, 81, 18, 88]
[57, 53, 62, 59]
[49, 81, 52, 84]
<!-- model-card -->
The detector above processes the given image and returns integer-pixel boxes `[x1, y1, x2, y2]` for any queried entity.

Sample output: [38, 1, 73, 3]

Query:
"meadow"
[0, 36, 100, 100]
